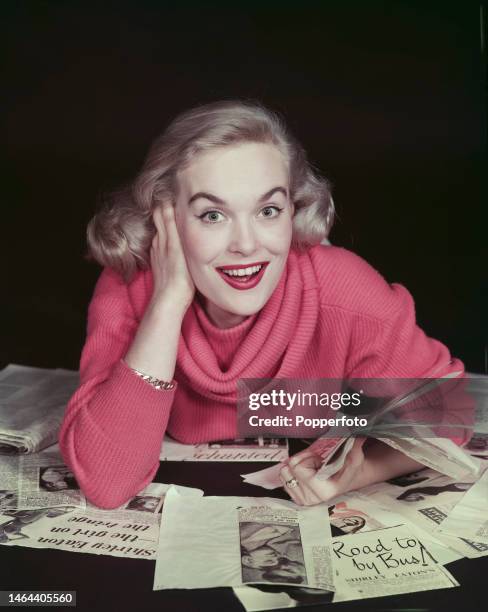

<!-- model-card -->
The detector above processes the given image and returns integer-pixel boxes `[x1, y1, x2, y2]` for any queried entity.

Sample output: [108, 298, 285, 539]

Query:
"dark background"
[3, 0, 487, 372]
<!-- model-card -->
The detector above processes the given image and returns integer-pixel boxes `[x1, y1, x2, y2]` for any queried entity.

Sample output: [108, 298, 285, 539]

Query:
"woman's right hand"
[124, 203, 192, 381]
[151, 204, 195, 313]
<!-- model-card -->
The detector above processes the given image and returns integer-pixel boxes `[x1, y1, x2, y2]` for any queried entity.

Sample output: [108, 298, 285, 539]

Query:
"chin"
[218, 301, 265, 318]
[199, 280, 278, 325]
[227, 291, 273, 314]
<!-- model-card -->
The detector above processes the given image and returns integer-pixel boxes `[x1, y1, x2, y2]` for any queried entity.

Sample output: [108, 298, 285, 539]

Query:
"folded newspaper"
[0, 364, 79, 454]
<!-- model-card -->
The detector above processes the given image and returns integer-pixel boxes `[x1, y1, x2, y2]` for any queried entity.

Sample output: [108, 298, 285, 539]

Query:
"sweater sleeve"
[59, 268, 175, 509]
[328, 251, 473, 445]
[345, 283, 463, 379]
[345, 285, 473, 445]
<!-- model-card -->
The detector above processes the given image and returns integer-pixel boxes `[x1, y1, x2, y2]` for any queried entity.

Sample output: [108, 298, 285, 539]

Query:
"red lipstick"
[216, 262, 269, 291]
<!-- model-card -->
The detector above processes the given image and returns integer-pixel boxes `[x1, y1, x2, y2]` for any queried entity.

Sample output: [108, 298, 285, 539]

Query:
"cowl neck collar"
[176, 248, 319, 403]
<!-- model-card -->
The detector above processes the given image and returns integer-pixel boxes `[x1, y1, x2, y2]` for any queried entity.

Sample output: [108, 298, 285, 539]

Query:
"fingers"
[280, 439, 369, 507]
[280, 461, 323, 506]
[288, 449, 321, 470]
[318, 437, 367, 496]
[152, 207, 167, 255]
[152, 205, 166, 236]
[152, 203, 182, 261]
[153, 202, 179, 243]
[290, 456, 327, 505]
[161, 203, 183, 254]
[280, 463, 305, 505]
[292, 454, 323, 482]
[150, 203, 195, 306]
[346, 437, 366, 467]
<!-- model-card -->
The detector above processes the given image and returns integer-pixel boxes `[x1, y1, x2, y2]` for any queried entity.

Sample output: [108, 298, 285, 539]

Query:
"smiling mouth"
[216, 262, 269, 290]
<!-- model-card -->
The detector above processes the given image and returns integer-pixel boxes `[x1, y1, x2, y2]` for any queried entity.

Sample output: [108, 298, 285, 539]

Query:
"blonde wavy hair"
[87, 100, 334, 281]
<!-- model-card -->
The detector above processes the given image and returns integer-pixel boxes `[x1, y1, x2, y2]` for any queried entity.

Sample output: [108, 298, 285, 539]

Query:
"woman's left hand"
[279, 437, 367, 506]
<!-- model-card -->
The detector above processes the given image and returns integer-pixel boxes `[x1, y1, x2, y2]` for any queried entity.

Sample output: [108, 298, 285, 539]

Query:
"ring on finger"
[285, 478, 299, 488]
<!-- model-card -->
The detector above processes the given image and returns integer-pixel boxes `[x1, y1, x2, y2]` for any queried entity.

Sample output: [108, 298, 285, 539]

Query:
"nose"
[228, 219, 259, 256]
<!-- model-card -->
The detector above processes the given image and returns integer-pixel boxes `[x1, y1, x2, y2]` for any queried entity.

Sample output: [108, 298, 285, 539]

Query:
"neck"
[201, 295, 248, 329]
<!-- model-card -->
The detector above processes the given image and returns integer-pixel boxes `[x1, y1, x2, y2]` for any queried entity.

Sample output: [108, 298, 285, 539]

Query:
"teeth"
[221, 265, 263, 277]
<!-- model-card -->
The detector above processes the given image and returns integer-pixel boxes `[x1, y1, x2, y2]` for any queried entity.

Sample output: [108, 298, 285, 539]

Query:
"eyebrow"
[187, 186, 288, 206]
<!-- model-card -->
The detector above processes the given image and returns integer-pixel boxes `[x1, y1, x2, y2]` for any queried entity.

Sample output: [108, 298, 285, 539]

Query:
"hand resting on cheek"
[151, 204, 195, 311]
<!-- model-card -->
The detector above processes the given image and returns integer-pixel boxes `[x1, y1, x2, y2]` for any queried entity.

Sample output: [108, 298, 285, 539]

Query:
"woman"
[0, 490, 16, 511]
[40, 466, 78, 492]
[328, 503, 368, 537]
[240, 523, 306, 585]
[59, 100, 469, 509]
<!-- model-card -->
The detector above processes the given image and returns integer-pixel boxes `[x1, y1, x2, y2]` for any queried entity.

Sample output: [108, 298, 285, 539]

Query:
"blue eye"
[199, 210, 224, 223]
[260, 206, 283, 218]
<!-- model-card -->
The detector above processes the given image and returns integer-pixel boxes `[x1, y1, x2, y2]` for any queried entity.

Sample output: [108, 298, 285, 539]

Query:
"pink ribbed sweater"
[59, 246, 466, 508]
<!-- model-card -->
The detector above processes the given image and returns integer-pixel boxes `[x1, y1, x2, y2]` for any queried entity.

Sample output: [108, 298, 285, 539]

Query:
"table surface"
[3, 459, 488, 612]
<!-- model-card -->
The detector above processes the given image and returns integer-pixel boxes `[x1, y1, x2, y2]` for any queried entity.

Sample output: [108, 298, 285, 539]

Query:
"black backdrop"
[3, 0, 487, 372]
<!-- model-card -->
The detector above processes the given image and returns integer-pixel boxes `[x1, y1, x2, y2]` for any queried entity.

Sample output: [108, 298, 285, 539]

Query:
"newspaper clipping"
[327, 491, 461, 566]
[357, 466, 488, 559]
[154, 487, 334, 591]
[438, 468, 488, 544]
[0, 482, 202, 559]
[331, 524, 459, 602]
[0, 452, 84, 510]
[160, 436, 288, 462]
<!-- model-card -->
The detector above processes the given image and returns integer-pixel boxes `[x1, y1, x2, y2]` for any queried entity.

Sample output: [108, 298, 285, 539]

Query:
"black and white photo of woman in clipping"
[239, 522, 307, 585]
[39, 466, 79, 492]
